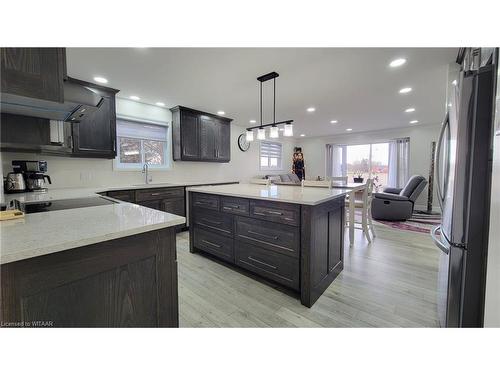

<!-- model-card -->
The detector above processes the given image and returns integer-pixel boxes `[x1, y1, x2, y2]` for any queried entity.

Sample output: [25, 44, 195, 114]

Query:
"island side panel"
[300, 196, 345, 307]
[0, 228, 178, 328]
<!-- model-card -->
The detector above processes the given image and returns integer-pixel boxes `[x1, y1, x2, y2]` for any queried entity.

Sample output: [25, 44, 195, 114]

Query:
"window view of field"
[346, 143, 389, 189]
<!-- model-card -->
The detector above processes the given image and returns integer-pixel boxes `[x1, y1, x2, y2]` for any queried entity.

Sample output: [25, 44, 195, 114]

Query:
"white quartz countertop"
[0, 180, 237, 265]
[0, 201, 185, 265]
[187, 183, 358, 205]
[1, 180, 240, 204]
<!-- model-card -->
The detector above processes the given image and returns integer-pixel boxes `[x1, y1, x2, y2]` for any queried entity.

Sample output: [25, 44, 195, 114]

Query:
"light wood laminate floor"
[176, 223, 440, 327]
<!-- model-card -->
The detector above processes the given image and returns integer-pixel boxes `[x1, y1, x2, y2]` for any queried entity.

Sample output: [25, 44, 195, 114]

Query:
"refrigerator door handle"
[431, 225, 450, 254]
[435, 113, 449, 209]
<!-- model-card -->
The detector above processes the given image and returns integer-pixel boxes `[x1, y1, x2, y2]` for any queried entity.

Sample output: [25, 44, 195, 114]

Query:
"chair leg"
[362, 203, 371, 243]
[368, 210, 376, 238]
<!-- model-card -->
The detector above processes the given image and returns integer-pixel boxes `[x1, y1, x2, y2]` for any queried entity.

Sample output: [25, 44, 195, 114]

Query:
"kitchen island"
[0, 191, 185, 328]
[187, 183, 352, 307]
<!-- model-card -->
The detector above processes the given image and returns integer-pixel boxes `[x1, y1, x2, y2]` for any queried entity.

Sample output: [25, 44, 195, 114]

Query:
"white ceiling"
[66, 48, 456, 138]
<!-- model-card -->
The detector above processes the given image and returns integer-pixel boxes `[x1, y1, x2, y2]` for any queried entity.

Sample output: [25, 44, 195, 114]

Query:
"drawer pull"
[150, 193, 161, 196]
[267, 210, 284, 216]
[247, 230, 279, 241]
[196, 200, 213, 205]
[225, 204, 240, 209]
[202, 240, 221, 248]
[248, 256, 277, 270]
[199, 219, 222, 225]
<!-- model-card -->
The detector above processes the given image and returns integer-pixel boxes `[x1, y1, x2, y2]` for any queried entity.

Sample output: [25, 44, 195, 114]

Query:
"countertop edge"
[0, 216, 185, 265]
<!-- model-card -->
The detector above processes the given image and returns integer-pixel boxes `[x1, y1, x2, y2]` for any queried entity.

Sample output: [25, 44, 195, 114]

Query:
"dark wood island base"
[189, 192, 345, 307]
[1, 228, 178, 328]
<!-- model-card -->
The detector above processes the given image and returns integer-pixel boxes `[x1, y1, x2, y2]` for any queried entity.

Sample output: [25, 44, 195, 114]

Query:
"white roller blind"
[116, 118, 167, 141]
[260, 141, 282, 158]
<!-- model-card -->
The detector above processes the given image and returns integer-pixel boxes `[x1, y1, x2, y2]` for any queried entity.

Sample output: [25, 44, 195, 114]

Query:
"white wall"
[294, 124, 442, 209]
[0, 99, 294, 189]
[484, 131, 500, 327]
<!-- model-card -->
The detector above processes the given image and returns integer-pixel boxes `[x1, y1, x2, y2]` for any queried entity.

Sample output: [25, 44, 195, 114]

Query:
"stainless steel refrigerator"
[432, 48, 497, 327]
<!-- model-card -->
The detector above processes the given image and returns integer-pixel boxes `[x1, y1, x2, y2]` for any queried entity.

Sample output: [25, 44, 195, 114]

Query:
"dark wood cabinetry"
[0, 228, 178, 327]
[170, 106, 232, 162]
[70, 79, 118, 159]
[189, 192, 345, 307]
[105, 187, 187, 231]
[1, 48, 66, 103]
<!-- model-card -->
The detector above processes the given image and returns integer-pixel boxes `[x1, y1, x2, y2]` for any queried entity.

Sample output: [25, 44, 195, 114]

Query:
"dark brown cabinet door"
[216, 120, 231, 161]
[199, 116, 217, 160]
[162, 198, 185, 217]
[170, 106, 232, 162]
[137, 200, 162, 210]
[72, 95, 117, 159]
[1, 48, 65, 102]
[180, 111, 200, 160]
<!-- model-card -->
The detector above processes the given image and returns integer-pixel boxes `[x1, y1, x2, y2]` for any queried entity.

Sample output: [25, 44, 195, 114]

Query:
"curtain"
[388, 137, 410, 188]
[325, 144, 347, 177]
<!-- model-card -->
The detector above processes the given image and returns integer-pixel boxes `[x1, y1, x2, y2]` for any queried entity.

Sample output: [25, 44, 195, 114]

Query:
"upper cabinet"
[170, 106, 232, 163]
[1, 48, 66, 102]
[70, 78, 119, 159]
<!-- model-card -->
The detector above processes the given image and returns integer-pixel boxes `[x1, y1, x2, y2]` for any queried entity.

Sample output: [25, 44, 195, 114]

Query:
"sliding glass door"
[345, 142, 389, 185]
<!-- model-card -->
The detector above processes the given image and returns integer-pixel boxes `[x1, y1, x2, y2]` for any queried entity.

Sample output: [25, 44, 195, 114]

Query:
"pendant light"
[245, 129, 254, 142]
[245, 71, 293, 141]
[284, 123, 293, 137]
[269, 126, 279, 138]
[257, 127, 266, 140]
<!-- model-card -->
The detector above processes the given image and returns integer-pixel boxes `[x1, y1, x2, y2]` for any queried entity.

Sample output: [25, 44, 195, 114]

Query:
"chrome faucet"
[142, 163, 152, 184]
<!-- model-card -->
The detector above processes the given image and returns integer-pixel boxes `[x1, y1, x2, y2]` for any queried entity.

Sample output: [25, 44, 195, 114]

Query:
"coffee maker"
[11, 160, 52, 192]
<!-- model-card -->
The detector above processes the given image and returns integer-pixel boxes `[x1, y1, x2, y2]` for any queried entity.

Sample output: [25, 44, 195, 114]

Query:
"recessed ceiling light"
[93, 76, 108, 84]
[300, 134, 305, 137]
[307, 107, 316, 112]
[448, 102, 452, 107]
[452, 80, 458, 86]
[389, 58, 407, 68]
[330, 120, 338, 124]
[155, 102, 165, 107]
[410, 120, 419, 124]
[217, 111, 225, 115]
[129, 95, 140, 101]
[346, 128, 353, 132]
[399, 87, 412, 94]
[405, 107, 415, 113]
[249, 120, 256, 124]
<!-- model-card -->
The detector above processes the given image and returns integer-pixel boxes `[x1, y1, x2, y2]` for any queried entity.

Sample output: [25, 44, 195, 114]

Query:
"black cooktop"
[21, 196, 116, 214]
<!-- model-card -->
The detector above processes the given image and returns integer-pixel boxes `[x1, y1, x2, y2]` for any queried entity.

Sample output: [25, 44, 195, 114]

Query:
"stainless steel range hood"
[0, 77, 103, 122]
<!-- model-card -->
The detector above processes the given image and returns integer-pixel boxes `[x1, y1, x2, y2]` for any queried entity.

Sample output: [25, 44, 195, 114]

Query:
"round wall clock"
[237, 133, 250, 152]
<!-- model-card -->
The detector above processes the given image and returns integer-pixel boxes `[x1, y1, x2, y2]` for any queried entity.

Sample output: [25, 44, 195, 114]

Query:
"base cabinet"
[0, 228, 178, 327]
[189, 192, 345, 307]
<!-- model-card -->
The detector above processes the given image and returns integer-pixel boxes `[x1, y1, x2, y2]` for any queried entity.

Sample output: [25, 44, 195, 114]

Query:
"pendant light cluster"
[246, 71, 294, 142]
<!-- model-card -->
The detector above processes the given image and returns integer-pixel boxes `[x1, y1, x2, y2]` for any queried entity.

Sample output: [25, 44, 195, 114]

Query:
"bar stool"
[345, 179, 376, 243]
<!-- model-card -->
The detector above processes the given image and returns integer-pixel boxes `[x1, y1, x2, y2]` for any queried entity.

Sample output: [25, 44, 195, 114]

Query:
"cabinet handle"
[150, 193, 161, 196]
[202, 239, 221, 248]
[198, 219, 222, 225]
[248, 230, 279, 240]
[224, 204, 240, 209]
[248, 256, 277, 270]
[267, 210, 284, 216]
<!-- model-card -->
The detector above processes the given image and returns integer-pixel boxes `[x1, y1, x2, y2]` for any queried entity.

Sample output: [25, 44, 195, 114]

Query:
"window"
[260, 141, 283, 170]
[346, 142, 389, 185]
[115, 118, 169, 170]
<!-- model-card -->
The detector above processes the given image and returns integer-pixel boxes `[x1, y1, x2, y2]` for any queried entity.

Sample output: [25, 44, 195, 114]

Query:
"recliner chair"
[371, 175, 427, 221]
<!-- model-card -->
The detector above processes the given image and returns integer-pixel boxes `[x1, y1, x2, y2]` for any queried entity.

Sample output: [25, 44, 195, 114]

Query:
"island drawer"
[235, 216, 299, 258]
[221, 196, 249, 216]
[193, 227, 234, 262]
[249, 200, 300, 226]
[136, 187, 184, 202]
[235, 241, 299, 291]
[192, 208, 233, 237]
[106, 190, 135, 203]
[192, 193, 220, 211]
